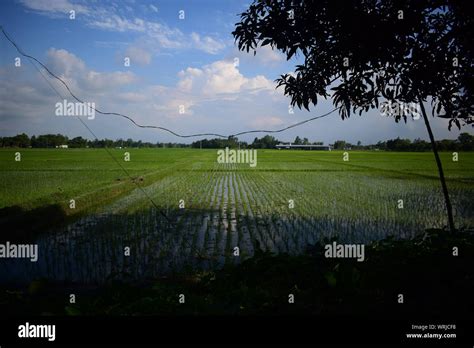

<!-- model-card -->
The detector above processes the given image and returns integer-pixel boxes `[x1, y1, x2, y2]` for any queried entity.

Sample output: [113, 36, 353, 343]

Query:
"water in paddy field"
[1, 167, 473, 284]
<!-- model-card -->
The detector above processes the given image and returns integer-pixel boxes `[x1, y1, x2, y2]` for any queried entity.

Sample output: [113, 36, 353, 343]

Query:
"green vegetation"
[0, 147, 472, 257]
[0, 148, 473, 315]
[1, 148, 472, 213]
[0, 148, 200, 211]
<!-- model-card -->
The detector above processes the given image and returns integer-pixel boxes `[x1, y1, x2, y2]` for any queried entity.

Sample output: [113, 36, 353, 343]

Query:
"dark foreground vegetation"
[1, 228, 472, 318]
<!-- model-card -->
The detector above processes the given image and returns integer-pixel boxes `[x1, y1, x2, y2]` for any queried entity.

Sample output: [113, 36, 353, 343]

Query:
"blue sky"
[0, 0, 470, 144]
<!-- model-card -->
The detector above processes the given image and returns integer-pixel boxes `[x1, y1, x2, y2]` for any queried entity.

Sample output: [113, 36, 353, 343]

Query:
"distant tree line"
[0, 133, 188, 149]
[1, 133, 473, 151]
[190, 136, 240, 149]
[191, 135, 322, 149]
[371, 133, 474, 151]
[326, 133, 474, 151]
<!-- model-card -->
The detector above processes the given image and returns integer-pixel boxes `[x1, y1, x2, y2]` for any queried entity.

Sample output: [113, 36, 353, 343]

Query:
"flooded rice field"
[2, 161, 472, 284]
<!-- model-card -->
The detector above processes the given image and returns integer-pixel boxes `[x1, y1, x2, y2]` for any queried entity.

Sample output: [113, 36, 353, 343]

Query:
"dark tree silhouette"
[233, 0, 474, 233]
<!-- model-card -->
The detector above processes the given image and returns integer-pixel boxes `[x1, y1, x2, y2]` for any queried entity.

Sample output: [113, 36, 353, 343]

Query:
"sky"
[0, 0, 471, 145]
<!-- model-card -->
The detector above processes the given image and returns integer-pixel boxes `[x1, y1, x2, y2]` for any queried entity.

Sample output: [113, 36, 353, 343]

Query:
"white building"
[276, 143, 331, 151]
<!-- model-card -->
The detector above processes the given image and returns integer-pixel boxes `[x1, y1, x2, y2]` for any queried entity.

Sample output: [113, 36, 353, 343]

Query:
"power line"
[27, 51, 173, 224]
[0, 24, 339, 139]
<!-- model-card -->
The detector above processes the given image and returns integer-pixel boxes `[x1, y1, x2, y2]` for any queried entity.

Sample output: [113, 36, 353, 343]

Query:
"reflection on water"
[0, 207, 431, 284]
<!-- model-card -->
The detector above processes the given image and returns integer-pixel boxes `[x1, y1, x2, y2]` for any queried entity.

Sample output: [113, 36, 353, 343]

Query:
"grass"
[0, 148, 473, 316]
[0, 148, 200, 211]
[0, 148, 473, 283]
[1, 149, 472, 211]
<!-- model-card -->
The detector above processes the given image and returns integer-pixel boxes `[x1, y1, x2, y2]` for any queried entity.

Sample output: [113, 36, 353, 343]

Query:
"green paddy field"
[0, 148, 473, 283]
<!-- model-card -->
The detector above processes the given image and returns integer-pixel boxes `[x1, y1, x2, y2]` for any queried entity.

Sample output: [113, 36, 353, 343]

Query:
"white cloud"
[202, 61, 247, 94]
[164, 99, 195, 118]
[177, 60, 275, 96]
[46, 48, 137, 93]
[253, 45, 285, 64]
[83, 70, 136, 91]
[89, 15, 146, 32]
[233, 45, 286, 67]
[190, 32, 226, 55]
[19, 0, 88, 15]
[19, 0, 225, 54]
[145, 22, 186, 49]
[46, 48, 86, 76]
[124, 46, 152, 66]
[178, 67, 203, 78]
[177, 68, 203, 91]
[242, 74, 274, 92]
[177, 77, 193, 92]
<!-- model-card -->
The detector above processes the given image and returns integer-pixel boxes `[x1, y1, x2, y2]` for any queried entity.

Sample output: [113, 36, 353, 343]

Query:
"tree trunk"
[418, 97, 456, 233]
